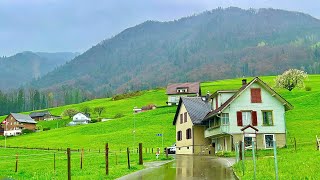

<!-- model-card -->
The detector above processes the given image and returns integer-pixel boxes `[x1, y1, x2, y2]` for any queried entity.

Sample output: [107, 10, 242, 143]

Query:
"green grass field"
[0, 75, 320, 179]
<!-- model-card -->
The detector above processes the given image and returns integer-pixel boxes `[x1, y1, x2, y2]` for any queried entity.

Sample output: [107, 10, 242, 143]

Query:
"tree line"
[0, 87, 88, 116]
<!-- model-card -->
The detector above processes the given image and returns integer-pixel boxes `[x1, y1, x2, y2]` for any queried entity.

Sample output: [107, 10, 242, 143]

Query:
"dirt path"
[117, 155, 236, 180]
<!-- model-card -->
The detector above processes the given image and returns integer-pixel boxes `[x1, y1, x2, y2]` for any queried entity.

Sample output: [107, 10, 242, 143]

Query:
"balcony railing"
[204, 125, 230, 138]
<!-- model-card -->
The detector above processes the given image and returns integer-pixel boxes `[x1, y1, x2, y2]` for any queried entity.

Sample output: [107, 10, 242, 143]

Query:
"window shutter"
[251, 88, 262, 103]
[237, 111, 243, 126]
[184, 112, 187, 122]
[252, 111, 257, 126]
[180, 114, 183, 124]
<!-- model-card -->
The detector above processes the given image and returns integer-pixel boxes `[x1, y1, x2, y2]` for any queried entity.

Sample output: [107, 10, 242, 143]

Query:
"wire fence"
[0, 143, 171, 179]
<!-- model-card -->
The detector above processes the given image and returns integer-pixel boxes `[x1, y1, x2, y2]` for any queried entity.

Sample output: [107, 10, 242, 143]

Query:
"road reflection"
[121, 155, 236, 180]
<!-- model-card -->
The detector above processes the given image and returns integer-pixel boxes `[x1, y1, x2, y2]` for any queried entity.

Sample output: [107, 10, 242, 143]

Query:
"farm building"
[69, 113, 91, 126]
[166, 82, 201, 105]
[173, 77, 293, 155]
[29, 110, 61, 121]
[2, 113, 37, 136]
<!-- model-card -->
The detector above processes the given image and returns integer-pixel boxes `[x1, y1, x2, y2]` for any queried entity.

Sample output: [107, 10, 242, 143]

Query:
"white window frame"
[264, 134, 275, 149]
[221, 113, 229, 125]
[242, 111, 252, 126]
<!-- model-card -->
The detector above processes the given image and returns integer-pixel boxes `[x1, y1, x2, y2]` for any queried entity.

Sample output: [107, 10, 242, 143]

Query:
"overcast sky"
[1, 0, 320, 56]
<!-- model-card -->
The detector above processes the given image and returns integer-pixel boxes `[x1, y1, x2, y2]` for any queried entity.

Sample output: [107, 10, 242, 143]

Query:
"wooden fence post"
[80, 148, 83, 169]
[127, 147, 130, 169]
[166, 148, 168, 159]
[54, 153, 56, 172]
[294, 137, 297, 151]
[105, 143, 109, 175]
[67, 148, 71, 180]
[139, 143, 143, 165]
[15, 154, 18, 172]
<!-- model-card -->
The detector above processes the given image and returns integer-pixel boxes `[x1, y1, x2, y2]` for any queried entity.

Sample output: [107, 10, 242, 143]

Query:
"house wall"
[193, 126, 211, 154]
[212, 92, 235, 110]
[233, 133, 286, 149]
[73, 113, 90, 121]
[210, 135, 232, 152]
[168, 94, 197, 105]
[24, 123, 36, 131]
[176, 104, 194, 154]
[223, 82, 286, 135]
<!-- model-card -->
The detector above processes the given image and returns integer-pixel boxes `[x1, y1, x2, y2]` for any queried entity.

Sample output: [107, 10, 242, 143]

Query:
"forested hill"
[0, 51, 78, 90]
[31, 7, 320, 97]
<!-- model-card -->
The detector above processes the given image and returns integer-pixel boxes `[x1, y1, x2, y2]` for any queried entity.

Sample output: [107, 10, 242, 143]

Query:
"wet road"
[118, 155, 236, 180]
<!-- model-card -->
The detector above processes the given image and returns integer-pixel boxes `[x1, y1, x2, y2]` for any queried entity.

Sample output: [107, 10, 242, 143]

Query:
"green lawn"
[0, 75, 320, 179]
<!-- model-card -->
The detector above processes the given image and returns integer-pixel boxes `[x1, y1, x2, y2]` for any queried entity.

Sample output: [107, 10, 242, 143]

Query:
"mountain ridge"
[30, 7, 320, 97]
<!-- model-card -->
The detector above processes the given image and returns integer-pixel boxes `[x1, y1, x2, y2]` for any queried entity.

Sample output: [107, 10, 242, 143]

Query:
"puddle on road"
[125, 155, 236, 180]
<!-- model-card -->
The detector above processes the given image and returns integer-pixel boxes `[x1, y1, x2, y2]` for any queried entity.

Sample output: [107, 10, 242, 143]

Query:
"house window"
[186, 128, 192, 139]
[180, 114, 183, 124]
[242, 111, 252, 125]
[251, 88, 262, 103]
[177, 88, 188, 93]
[262, 111, 273, 126]
[221, 113, 229, 125]
[177, 131, 182, 141]
[244, 137, 253, 147]
[265, 134, 274, 148]
[184, 112, 187, 123]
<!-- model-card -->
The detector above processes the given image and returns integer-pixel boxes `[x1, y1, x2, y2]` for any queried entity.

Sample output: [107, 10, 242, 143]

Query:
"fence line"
[0, 143, 171, 179]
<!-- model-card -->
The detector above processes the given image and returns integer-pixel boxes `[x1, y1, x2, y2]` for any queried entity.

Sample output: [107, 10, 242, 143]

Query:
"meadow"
[0, 75, 320, 179]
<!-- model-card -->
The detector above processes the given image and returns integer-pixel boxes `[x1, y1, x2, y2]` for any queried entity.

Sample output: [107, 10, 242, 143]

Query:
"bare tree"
[275, 69, 308, 91]
[94, 106, 105, 118]
[62, 108, 79, 118]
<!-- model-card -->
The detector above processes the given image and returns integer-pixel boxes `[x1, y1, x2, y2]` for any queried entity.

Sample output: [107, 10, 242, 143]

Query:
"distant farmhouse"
[29, 110, 61, 121]
[166, 82, 201, 105]
[173, 77, 293, 155]
[2, 113, 37, 136]
[0, 126, 4, 136]
[69, 113, 91, 126]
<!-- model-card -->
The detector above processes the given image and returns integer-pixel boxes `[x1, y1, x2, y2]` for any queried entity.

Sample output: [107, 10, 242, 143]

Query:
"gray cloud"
[1, 0, 319, 56]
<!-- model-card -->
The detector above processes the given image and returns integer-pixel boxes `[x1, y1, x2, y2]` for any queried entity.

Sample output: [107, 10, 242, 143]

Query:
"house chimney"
[242, 79, 247, 86]
[205, 91, 210, 102]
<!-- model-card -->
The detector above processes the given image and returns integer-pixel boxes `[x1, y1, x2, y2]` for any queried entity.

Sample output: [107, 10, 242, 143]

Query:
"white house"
[166, 82, 201, 105]
[173, 77, 293, 155]
[69, 113, 91, 125]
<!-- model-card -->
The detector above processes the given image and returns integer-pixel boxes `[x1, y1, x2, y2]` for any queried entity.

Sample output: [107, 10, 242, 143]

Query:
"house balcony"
[204, 125, 230, 138]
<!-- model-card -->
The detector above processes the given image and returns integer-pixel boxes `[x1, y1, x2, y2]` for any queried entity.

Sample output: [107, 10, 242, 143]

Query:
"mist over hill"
[30, 7, 320, 97]
[0, 51, 78, 90]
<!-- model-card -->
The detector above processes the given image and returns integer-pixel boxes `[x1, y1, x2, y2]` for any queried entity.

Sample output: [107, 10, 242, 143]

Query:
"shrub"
[91, 119, 98, 123]
[114, 113, 124, 119]
[305, 86, 312, 91]
[43, 127, 51, 131]
[112, 91, 142, 101]
[22, 129, 34, 134]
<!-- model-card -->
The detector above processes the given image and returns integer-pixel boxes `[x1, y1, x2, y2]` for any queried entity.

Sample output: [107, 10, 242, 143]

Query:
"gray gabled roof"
[11, 113, 37, 124]
[173, 97, 211, 125]
[29, 110, 51, 118]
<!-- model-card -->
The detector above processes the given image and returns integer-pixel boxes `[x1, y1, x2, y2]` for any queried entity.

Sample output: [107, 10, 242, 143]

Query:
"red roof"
[166, 82, 200, 95]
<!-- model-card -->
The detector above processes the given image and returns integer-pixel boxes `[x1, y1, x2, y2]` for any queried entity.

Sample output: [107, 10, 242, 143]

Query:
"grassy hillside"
[1, 75, 320, 179]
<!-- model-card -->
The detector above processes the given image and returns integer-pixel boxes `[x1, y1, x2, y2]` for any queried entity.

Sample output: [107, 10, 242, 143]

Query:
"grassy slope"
[1, 75, 320, 179]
